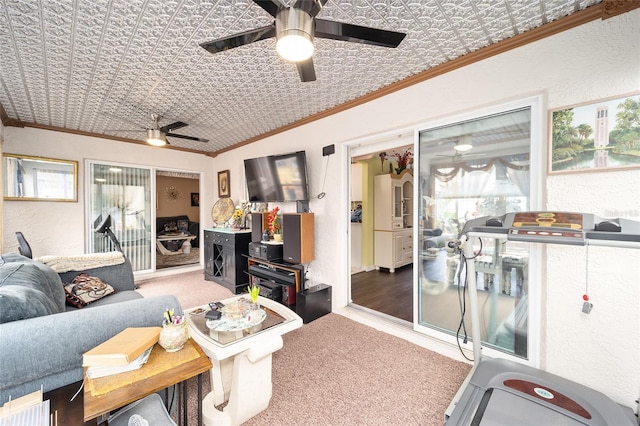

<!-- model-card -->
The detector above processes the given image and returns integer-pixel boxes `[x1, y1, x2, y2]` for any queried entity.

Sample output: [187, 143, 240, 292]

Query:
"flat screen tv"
[244, 151, 310, 202]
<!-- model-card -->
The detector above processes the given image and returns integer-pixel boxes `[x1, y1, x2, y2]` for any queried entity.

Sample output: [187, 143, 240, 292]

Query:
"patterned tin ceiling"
[0, 0, 615, 156]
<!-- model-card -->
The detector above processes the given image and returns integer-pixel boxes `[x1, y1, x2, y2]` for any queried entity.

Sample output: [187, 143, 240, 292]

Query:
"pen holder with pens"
[159, 313, 189, 352]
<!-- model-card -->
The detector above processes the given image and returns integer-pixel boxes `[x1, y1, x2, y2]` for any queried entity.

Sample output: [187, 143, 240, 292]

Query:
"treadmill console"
[461, 211, 640, 246]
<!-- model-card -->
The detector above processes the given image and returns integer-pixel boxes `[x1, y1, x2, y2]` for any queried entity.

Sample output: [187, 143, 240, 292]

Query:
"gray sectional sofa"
[0, 253, 182, 403]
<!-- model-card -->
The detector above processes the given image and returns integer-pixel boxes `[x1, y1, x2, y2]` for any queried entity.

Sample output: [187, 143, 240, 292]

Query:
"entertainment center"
[204, 212, 331, 324]
[203, 229, 251, 294]
[203, 149, 331, 322]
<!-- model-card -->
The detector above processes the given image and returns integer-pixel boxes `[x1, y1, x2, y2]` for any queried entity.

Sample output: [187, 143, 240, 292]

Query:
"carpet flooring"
[137, 270, 471, 425]
[136, 269, 233, 309]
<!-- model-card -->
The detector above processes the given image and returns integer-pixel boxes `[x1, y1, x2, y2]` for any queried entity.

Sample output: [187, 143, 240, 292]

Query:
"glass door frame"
[85, 159, 155, 274]
[85, 161, 203, 275]
[412, 95, 545, 367]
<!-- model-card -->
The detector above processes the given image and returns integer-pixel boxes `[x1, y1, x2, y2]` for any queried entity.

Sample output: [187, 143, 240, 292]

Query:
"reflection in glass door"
[417, 107, 533, 359]
[87, 162, 152, 272]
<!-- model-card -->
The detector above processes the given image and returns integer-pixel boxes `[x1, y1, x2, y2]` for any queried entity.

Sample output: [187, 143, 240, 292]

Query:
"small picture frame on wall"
[218, 170, 230, 198]
[191, 192, 200, 206]
[549, 92, 640, 174]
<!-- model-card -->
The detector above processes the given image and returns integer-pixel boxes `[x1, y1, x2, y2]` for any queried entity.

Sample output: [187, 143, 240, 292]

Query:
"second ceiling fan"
[199, 0, 406, 82]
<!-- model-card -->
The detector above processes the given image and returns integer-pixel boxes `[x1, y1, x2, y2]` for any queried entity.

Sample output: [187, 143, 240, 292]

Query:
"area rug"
[156, 247, 200, 269]
[137, 271, 471, 425]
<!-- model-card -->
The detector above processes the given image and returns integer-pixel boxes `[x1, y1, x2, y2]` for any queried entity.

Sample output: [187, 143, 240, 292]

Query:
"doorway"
[349, 136, 415, 324]
[86, 162, 201, 272]
[155, 171, 201, 270]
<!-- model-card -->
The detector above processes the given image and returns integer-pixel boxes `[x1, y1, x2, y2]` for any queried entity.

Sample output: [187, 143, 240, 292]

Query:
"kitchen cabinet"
[374, 229, 413, 273]
[374, 169, 413, 271]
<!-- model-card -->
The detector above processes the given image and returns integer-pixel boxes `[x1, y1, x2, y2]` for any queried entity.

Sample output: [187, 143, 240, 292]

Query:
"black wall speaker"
[282, 213, 314, 264]
[251, 212, 267, 242]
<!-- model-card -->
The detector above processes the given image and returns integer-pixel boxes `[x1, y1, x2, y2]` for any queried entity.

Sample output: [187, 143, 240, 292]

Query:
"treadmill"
[445, 212, 640, 425]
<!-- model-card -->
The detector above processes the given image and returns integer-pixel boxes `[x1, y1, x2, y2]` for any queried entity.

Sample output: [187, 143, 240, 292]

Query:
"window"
[417, 105, 537, 360]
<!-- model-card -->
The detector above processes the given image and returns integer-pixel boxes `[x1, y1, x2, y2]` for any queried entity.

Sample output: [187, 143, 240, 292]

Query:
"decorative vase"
[273, 233, 282, 242]
[158, 322, 189, 352]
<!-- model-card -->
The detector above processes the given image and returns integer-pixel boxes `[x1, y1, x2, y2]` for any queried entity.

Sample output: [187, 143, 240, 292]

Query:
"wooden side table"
[84, 338, 211, 425]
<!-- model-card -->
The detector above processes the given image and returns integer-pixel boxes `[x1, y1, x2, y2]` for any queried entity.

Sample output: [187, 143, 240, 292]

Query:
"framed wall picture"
[549, 92, 640, 174]
[218, 170, 230, 198]
[191, 192, 200, 206]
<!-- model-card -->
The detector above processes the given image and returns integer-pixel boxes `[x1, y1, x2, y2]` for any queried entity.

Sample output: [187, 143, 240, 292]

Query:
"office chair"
[15, 232, 33, 258]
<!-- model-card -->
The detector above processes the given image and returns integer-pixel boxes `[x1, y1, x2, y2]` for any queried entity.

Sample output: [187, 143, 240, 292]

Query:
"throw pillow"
[64, 273, 116, 308]
[163, 221, 178, 232]
[177, 219, 189, 233]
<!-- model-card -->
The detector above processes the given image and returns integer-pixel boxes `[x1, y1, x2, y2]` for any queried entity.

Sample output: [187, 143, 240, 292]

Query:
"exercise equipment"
[15, 231, 33, 258]
[445, 212, 640, 425]
[94, 214, 123, 253]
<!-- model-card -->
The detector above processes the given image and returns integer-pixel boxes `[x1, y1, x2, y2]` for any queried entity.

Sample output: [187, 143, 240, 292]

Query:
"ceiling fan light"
[454, 143, 473, 153]
[276, 33, 314, 62]
[275, 8, 314, 62]
[146, 129, 167, 146]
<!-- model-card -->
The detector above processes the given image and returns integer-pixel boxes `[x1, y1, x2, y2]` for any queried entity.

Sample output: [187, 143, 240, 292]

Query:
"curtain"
[433, 157, 530, 198]
[89, 163, 152, 272]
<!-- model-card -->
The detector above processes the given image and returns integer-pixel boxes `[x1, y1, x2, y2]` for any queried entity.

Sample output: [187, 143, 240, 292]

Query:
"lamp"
[454, 135, 473, 152]
[275, 8, 314, 62]
[146, 129, 167, 146]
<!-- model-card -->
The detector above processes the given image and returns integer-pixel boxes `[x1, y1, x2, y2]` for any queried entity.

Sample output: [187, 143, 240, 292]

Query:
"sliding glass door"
[416, 101, 541, 362]
[87, 162, 153, 272]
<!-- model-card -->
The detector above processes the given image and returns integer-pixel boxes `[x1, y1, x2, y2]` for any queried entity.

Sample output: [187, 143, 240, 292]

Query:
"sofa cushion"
[157, 215, 190, 235]
[0, 254, 66, 324]
[63, 273, 117, 308]
[177, 219, 189, 232]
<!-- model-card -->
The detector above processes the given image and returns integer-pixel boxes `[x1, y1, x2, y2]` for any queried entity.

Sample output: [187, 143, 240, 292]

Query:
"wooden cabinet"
[204, 229, 251, 294]
[374, 169, 413, 271]
[374, 169, 413, 230]
[374, 229, 413, 272]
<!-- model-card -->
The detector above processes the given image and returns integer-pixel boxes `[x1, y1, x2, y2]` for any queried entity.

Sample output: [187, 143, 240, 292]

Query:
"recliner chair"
[15, 232, 33, 258]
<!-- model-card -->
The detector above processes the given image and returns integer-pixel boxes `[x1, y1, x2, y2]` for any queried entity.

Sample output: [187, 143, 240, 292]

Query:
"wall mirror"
[3, 153, 78, 202]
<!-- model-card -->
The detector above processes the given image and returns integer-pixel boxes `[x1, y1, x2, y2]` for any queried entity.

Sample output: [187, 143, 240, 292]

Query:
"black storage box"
[296, 284, 331, 324]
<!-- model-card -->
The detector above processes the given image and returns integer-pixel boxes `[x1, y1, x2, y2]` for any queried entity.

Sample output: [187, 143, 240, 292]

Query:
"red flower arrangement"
[267, 206, 281, 235]
[392, 149, 413, 173]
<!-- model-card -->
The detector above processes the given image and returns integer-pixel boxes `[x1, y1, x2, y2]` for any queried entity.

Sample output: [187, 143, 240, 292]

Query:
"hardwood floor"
[350, 265, 413, 323]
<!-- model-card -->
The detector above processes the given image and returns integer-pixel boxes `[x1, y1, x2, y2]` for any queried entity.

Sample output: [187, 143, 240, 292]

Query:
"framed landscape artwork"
[549, 92, 640, 174]
[218, 170, 230, 198]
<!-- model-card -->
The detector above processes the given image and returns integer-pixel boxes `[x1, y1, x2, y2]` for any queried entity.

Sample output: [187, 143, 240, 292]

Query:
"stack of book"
[83, 327, 161, 379]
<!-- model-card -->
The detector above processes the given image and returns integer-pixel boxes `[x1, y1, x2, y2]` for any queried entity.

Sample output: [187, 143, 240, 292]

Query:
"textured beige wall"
[2, 129, 212, 257]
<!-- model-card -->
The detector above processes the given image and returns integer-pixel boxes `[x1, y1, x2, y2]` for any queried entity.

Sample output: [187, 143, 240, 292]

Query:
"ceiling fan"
[436, 137, 483, 162]
[199, 0, 406, 82]
[111, 114, 209, 146]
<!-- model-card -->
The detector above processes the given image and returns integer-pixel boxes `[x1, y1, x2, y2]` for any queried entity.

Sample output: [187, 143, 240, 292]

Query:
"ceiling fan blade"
[297, 58, 316, 82]
[159, 121, 188, 133]
[200, 25, 276, 54]
[166, 133, 209, 143]
[251, 0, 284, 17]
[315, 19, 406, 48]
[292, 0, 327, 18]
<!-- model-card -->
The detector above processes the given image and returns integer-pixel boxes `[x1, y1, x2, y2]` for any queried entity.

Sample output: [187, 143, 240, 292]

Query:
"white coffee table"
[156, 234, 196, 255]
[186, 296, 302, 426]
